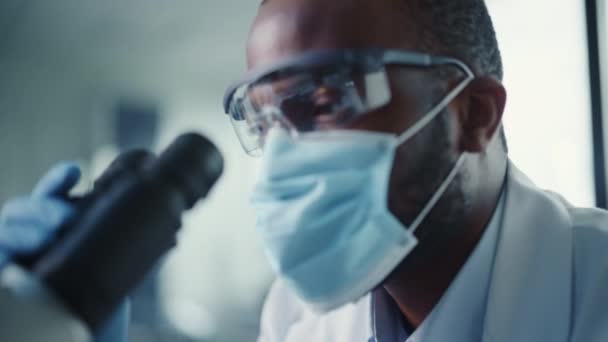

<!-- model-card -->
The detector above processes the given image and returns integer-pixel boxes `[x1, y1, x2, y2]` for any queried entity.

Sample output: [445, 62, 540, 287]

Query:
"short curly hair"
[404, 0, 507, 150]
[406, 0, 503, 79]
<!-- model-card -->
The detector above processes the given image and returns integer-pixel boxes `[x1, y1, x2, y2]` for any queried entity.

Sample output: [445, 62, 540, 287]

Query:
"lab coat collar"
[482, 161, 573, 342]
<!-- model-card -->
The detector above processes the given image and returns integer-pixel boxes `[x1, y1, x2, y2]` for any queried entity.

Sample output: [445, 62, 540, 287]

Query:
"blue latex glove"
[95, 300, 130, 342]
[0, 162, 130, 342]
[0, 162, 80, 267]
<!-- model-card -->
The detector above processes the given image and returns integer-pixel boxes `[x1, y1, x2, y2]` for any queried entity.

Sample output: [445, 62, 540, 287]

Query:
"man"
[222, 0, 608, 341]
[2, 1, 607, 341]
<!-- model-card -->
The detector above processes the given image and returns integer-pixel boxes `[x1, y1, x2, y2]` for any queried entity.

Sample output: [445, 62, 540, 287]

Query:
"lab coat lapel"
[482, 162, 573, 342]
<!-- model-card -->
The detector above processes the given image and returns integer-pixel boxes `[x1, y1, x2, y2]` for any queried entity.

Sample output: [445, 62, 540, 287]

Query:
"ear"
[458, 77, 506, 153]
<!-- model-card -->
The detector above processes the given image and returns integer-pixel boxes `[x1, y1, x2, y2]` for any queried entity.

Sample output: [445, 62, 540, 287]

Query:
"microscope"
[0, 133, 224, 341]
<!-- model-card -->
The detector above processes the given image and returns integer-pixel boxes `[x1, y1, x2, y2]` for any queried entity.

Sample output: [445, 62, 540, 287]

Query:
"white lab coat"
[257, 162, 608, 342]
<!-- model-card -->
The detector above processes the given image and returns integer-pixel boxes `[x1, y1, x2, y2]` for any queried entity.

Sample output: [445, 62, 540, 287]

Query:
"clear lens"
[227, 67, 391, 156]
[229, 114, 263, 157]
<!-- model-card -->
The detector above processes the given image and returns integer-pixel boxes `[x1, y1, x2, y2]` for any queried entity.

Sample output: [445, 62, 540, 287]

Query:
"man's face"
[246, 0, 468, 241]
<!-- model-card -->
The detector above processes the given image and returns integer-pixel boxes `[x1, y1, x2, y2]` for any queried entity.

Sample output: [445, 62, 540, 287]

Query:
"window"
[488, 0, 595, 206]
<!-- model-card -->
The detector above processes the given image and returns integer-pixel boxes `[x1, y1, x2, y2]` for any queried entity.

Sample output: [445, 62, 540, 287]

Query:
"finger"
[0, 222, 58, 253]
[32, 162, 81, 198]
[0, 197, 75, 252]
[1, 197, 76, 229]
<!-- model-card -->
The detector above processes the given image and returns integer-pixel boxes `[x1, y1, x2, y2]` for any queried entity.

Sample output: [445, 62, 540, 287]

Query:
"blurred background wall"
[0, 1, 604, 341]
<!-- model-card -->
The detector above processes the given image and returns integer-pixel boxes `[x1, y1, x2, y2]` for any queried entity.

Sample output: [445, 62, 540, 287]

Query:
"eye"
[311, 86, 340, 107]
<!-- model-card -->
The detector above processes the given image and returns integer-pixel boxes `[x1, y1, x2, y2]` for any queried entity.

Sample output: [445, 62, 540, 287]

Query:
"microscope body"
[0, 133, 223, 341]
[0, 264, 92, 342]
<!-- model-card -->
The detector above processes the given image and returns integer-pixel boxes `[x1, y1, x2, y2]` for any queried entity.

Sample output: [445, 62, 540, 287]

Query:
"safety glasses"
[223, 48, 474, 156]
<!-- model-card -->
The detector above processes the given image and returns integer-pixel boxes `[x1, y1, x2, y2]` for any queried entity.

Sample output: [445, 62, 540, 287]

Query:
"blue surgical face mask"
[250, 78, 471, 313]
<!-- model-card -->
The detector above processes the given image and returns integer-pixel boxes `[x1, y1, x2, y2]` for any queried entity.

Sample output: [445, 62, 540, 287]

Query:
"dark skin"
[248, 0, 508, 329]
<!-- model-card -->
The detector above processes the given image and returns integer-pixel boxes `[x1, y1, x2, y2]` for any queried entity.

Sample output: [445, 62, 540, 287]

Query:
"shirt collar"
[371, 191, 506, 342]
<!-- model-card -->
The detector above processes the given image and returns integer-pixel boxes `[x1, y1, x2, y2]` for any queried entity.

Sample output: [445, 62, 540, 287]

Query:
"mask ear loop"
[393, 62, 474, 233]
[408, 154, 466, 234]
[395, 72, 475, 146]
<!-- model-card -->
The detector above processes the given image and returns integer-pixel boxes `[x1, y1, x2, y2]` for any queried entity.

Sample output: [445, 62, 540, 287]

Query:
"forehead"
[247, 0, 419, 70]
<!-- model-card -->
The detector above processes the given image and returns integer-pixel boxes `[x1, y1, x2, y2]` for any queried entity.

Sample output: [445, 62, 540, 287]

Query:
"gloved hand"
[0, 162, 80, 268]
[0, 162, 129, 342]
